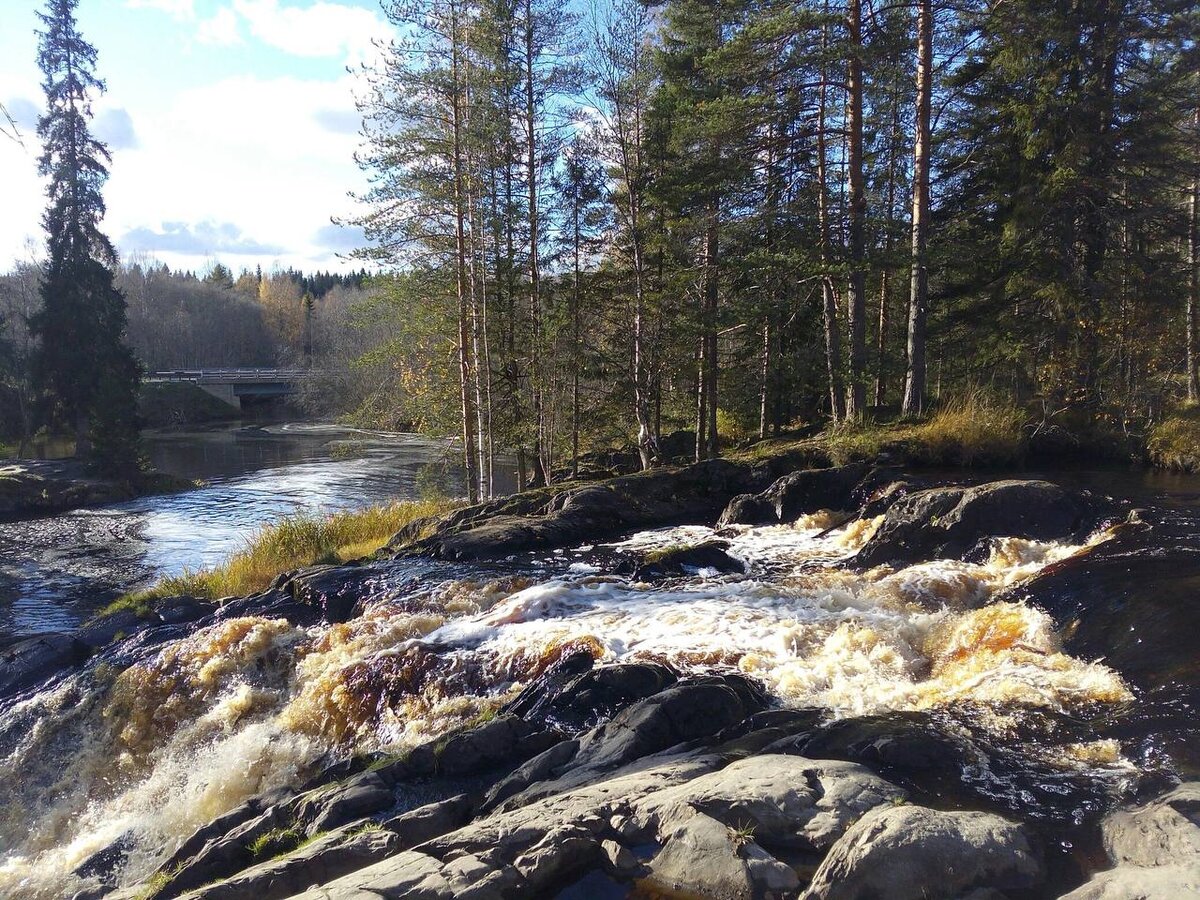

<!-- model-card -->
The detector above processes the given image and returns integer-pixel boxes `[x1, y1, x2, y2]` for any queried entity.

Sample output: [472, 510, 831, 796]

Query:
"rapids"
[0, 512, 1137, 898]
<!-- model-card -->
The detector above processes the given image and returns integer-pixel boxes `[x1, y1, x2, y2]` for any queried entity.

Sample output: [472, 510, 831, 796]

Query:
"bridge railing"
[146, 369, 312, 383]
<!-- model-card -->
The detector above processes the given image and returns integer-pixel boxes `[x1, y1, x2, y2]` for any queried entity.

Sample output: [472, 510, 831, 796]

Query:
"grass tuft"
[248, 825, 304, 859]
[820, 389, 1026, 467]
[907, 389, 1026, 465]
[100, 498, 460, 616]
[1147, 405, 1200, 472]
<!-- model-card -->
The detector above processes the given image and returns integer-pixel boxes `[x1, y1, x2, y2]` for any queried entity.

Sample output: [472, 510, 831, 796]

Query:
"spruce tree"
[31, 0, 141, 476]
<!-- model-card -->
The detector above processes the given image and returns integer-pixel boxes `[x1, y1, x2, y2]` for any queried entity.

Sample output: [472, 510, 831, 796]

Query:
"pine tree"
[31, 0, 141, 476]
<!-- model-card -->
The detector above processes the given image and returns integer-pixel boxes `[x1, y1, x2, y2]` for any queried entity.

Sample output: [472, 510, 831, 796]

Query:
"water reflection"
[0, 424, 509, 635]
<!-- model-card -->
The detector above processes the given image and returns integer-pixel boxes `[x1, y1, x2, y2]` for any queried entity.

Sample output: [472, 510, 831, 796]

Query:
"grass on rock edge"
[1147, 404, 1200, 472]
[738, 389, 1028, 468]
[104, 498, 460, 618]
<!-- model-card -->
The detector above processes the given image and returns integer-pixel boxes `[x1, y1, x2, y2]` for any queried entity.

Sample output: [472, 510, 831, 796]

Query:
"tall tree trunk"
[875, 87, 901, 408]
[902, 0, 932, 416]
[817, 16, 845, 422]
[524, 0, 547, 486]
[695, 341, 707, 462]
[1076, 0, 1119, 407]
[572, 199, 582, 477]
[759, 321, 771, 440]
[844, 0, 867, 419]
[1189, 107, 1200, 403]
[450, 0, 479, 503]
[702, 213, 719, 458]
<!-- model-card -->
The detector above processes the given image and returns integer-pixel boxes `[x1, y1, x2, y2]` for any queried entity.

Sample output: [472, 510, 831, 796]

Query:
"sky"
[0, 0, 396, 275]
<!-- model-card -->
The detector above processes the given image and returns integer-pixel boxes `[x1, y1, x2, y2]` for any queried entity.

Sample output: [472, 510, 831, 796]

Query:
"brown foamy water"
[0, 516, 1129, 897]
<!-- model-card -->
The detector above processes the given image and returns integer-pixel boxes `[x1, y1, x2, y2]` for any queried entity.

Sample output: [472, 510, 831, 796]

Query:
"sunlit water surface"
[0, 423, 490, 634]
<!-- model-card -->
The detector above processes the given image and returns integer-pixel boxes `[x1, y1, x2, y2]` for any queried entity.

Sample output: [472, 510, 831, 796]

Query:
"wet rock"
[1062, 783, 1200, 899]
[784, 712, 970, 785]
[802, 805, 1046, 900]
[73, 830, 135, 885]
[287, 564, 379, 623]
[631, 539, 746, 580]
[158, 792, 289, 877]
[569, 675, 768, 774]
[481, 739, 580, 812]
[854, 479, 1118, 568]
[717, 493, 778, 527]
[75, 609, 147, 649]
[505, 655, 677, 733]
[154, 595, 217, 626]
[177, 822, 400, 900]
[396, 459, 777, 561]
[768, 463, 870, 522]
[434, 714, 556, 776]
[213, 588, 322, 626]
[0, 632, 90, 699]
[1015, 516, 1200, 693]
[1102, 782, 1200, 867]
[717, 463, 870, 526]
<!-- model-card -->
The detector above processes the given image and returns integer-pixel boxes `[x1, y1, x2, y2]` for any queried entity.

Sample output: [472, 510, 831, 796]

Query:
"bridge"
[146, 368, 311, 408]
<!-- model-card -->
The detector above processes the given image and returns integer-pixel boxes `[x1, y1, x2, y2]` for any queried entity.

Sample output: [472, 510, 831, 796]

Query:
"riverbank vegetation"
[811, 392, 1027, 468]
[105, 498, 459, 616]
[1147, 406, 1200, 472]
[307, 0, 1197, 499]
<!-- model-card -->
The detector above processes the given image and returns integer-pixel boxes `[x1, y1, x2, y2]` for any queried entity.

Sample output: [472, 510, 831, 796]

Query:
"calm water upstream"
[0, 423, 500, 635]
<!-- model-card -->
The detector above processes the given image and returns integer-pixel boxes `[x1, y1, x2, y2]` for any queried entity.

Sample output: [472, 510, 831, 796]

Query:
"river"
[0, 423, 498, 636]
[1, 454, 1199, 897]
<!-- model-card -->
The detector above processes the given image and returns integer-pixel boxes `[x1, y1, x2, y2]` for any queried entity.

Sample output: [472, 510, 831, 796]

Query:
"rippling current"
[0, 424, 486, 634]
[0, 507, 1150, 898]
[3, 459, 1200, 898]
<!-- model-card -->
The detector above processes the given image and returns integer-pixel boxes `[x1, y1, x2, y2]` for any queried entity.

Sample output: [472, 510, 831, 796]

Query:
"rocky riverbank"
[2, 455, 1198, 899]
[0, 459, 193, 521]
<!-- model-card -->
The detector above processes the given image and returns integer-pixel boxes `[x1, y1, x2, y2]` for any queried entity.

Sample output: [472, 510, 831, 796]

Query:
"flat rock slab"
[802, 805, 1045, 900]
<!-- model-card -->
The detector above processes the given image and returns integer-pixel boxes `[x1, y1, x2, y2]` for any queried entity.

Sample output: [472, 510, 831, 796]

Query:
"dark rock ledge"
[95, 652, 1199, 900]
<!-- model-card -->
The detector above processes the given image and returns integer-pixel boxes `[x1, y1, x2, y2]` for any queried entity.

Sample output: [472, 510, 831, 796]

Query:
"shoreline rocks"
[0, 459, 192, 521]
[16, 461, 1197, 899]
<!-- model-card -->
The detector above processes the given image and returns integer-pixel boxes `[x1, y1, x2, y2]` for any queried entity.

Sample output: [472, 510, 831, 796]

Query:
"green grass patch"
[249, 824, 305, 860]
[132, 868, 175, 900]
[1148, 404, 1200, 471]
[101, 498, 461, 614]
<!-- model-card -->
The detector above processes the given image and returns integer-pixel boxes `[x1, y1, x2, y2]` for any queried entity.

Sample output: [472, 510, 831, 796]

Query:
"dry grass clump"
[908, 389, 1027, 465]
[1147, 404, 1200, 471]
[104, 498, 460, 613]
[821, 389, 1026, 467]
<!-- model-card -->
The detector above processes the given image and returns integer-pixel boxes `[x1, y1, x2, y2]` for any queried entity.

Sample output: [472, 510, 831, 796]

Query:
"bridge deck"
[146, 369, 310, 384]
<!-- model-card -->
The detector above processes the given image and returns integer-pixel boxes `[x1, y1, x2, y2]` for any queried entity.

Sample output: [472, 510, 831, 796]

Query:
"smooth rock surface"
[801, 805, 1045, 900]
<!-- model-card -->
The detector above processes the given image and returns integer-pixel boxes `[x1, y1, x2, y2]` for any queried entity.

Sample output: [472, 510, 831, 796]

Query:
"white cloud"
[197, 8, 242, 46]
[231, 0, 386, 66]
[98, 73, 370, 272]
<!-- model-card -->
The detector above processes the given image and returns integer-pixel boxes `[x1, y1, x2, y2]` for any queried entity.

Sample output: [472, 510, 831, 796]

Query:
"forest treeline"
[0, 260, 374, 439]
[344, 0, 1199, 500]
[3, 0, 1198, 489]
